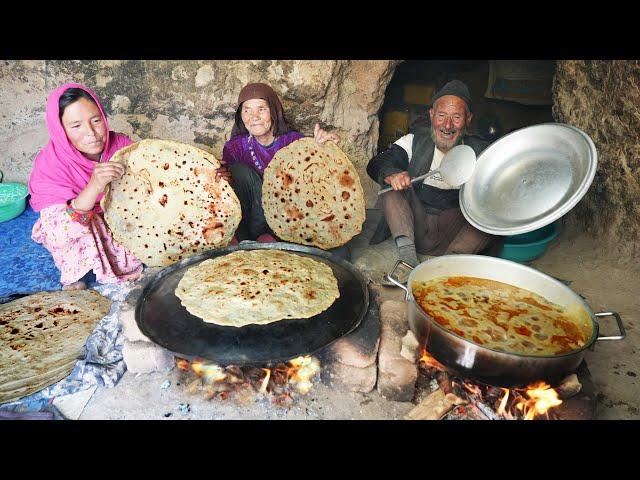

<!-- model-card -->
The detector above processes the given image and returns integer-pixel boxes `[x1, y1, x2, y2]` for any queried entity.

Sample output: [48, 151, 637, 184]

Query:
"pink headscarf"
[28, 83, 132, 212]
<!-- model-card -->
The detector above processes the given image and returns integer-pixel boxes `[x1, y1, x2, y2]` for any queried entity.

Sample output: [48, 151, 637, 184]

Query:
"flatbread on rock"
[175, 250, 340, 327]
[0, 290, 111, 403]
[102, 139, 241, 267]
[262, 138, 366, 249]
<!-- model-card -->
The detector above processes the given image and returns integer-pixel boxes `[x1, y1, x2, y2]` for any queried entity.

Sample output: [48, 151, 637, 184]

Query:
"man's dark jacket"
[366, 133, 489, 244]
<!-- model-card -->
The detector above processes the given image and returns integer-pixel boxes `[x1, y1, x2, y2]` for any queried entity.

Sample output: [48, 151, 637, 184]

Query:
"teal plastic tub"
[498, 222, 559, 263]
[0, 182, 29, 223]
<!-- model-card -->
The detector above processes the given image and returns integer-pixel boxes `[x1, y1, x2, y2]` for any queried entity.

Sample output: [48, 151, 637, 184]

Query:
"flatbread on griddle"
[262, 138, 366, 249]
[175, 250, 340, 327]
[0, 290, 111, 403]
[102, 139, 241, 267]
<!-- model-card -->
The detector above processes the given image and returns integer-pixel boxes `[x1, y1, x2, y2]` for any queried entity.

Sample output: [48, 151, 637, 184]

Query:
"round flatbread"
[102, 139, 241, 267]
[175, 250, 340, 327]
[0, 290, 112, 403]
[262, 138, 366, 249]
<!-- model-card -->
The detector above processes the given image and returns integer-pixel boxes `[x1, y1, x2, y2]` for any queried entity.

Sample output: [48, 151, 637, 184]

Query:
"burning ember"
[288, 356, 321, 394]
[513, 382, 563, 420]
[175, 355, 321, 403]
[415, 348, 566, 420]
[418, 349, 446, 371]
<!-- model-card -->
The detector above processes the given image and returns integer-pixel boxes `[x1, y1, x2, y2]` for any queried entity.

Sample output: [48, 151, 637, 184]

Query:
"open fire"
[175, 356, 321, 404]
[416, 348, 568, 420]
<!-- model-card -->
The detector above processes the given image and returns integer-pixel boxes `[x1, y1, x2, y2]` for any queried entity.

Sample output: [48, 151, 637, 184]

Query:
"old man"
[367, 79, 497, 268]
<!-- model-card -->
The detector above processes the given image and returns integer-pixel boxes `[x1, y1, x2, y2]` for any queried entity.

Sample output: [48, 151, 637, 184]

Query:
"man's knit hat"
[431, 80, 473, 112]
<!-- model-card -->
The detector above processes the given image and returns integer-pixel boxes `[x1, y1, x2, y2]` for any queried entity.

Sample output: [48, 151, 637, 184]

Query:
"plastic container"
[498, 222, 559, 263]
[0, 182, 29, 223]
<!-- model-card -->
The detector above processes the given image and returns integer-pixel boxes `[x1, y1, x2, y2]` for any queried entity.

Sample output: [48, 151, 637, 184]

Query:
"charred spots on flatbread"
[102, 140, 240, 266]
[284, 173, 294, 187]
[285, 205, 304, 221]
[339, 170, 354, 188]
[341, 191, 350, 200]
[159, 194, 168, 207]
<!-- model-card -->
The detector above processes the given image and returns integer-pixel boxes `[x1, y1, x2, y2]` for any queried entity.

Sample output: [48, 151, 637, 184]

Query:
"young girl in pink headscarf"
[28, 83, 143, 290]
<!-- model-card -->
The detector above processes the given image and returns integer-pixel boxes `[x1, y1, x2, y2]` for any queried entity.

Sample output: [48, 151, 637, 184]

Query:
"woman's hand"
[216, 159, 233, 183]
[74, 162, 125, 212]
[87, 162, 126, 194]
[314, 123, 340, 145]
[384, 171, 412, 191]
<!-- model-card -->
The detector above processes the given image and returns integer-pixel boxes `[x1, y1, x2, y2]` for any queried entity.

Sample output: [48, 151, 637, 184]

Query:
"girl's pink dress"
[28, 82, 143, 286]
[32, 206, 143, 285]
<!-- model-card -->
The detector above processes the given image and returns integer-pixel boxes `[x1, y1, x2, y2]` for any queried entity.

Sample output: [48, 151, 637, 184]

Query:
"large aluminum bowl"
[460, 123, 597, 236]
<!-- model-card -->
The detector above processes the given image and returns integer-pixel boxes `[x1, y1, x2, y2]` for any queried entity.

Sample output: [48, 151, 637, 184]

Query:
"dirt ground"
[528, 230, 640, 420]
[79, 214, 640, 420]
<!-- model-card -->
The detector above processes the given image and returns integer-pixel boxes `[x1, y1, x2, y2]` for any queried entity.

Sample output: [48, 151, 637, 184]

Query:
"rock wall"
[553, 60, 640, 255]
[0, 60, 398, 206]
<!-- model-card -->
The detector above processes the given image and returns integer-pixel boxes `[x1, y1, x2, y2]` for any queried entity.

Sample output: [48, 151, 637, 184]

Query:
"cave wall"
[553, 60, 640, 254]
[0, 60, 399, 206]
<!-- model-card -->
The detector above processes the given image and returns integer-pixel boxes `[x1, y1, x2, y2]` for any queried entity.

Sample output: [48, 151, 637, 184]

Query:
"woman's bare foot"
[62, 281, 87, 291]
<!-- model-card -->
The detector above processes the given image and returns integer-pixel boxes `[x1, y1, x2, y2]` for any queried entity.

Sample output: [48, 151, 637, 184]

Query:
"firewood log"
[405, 389, 465, 420]
[437, 371, 453, 394]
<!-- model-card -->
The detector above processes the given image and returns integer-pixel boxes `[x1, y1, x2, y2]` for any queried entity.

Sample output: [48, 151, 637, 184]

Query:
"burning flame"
[191, 360, 227, 382]
[287, 356, 321, 394]
[496, 388, 510, 416]
[495, 383, 562, 420]
[259, 368, 271, 394]
[418, 349, 446, 371]
[174, 356, 321, 397]
[515, 381, 563, 420]
[176, 358, 191, 371]
[463, 382, 482, 397]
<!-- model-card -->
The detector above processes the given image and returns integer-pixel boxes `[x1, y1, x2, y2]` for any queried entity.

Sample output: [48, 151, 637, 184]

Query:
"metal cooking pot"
[388, 255, 625, 387]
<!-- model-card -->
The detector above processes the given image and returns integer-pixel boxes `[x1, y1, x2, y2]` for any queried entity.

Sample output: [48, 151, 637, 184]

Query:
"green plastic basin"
[498, 222, 559, 263]
[0, 182, 29, 223]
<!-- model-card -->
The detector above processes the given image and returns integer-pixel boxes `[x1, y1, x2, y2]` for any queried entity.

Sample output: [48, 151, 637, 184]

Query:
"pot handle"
[385, 260, 415, 297]
[594, 311, 626, 341]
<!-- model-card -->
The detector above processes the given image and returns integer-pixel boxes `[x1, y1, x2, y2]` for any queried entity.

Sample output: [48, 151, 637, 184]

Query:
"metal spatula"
[378, 144, 477, 195]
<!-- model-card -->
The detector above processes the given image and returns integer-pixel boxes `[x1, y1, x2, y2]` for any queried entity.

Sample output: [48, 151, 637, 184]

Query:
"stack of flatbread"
[0, 290, 111, 403]
[175, 250, 340, 327]
[102, 139, 242, 267]
[262, 138, 366, 250]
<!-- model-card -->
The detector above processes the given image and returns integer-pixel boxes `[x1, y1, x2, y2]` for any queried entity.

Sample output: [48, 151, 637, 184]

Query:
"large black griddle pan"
[135, 242, 369, 366]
